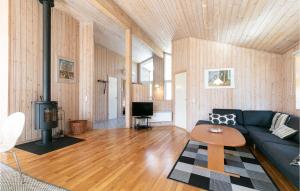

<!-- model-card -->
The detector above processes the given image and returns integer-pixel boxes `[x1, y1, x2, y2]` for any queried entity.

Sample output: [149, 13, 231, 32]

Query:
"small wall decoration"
[57, 57, 75, 83]
[205, 68, 234, 88]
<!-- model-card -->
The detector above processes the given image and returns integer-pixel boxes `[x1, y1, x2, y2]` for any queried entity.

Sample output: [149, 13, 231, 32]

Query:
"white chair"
[0, 112, 25, 183]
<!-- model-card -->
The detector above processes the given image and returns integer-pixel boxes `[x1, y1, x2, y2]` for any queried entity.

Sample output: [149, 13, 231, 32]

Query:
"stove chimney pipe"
[39, 0, 54, 102]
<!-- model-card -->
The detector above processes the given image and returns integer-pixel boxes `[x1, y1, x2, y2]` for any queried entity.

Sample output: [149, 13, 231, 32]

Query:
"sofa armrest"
[195, 120, 211, 126]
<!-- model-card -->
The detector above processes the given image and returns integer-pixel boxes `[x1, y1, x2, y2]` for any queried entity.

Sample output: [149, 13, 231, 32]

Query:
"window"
[140, 58, 153, 84]
[149, 83, 152, 98]
[140, 58, 153, 99]
[164, 53, 172, 100]
[164, 54, 172, 81]
[132, 63, 138, 83]
[296, 55, 300, 110]
[165, 82, 172, 100]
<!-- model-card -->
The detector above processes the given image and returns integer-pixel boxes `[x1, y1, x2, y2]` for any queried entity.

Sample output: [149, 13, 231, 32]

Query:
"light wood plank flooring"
[1, 127, 297, 191]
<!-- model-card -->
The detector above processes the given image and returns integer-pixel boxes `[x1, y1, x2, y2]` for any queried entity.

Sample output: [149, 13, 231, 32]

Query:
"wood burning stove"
[35, 101, 58, 144]
[35, 0, 57, 145]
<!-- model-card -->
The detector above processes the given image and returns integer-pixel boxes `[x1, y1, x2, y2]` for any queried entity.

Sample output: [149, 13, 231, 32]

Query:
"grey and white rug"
[168, 140, 278, 191]
[0, 162, 67, 191]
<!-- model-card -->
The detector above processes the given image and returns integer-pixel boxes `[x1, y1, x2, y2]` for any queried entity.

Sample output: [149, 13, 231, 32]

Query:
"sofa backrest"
[243, 110, 274, 128]
[212, 109, 244, 125]
[286, 115, 300, 144]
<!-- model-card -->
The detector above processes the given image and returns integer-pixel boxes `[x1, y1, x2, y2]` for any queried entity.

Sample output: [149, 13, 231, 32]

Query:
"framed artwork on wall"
[57, 57, 75, 83]
[205, 68, 234, 89]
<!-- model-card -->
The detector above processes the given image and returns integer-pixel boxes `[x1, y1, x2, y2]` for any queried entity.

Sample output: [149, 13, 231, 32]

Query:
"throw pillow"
[269, 112, 282, 131]
[272, 124, 298, 139]
[269, 113, 289, 132]
[209, 113, 236, 126]
[290, 155, 300, 166]
[275, 114, 289, 130]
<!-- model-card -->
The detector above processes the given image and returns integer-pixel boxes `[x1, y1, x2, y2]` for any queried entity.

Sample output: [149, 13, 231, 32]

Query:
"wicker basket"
[69, 120, 87, 135]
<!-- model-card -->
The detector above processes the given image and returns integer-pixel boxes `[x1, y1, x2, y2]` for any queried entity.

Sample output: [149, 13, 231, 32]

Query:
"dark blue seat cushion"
[213, 109, 244, 125]
[227, 124, 248, 135]
[245, 126, 298, 149]
[243, 110, 274, 128]
[286, 115, 300, 144]
[262, 142, 299, 187]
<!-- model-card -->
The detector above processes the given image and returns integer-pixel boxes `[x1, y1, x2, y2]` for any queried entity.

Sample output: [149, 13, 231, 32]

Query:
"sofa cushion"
[213, 109, 244, 125]
[270, 113, 289, 132]
[246, 126, 298, 149]
[272, 124, 298, 139]
[243, 110, 274, 128]
[262, 142, 299, 187]
[270, 112, 282, 131]
[286, 115, 300, 144]
[209, 113, 237, 125]
[227, 124, 248, 135]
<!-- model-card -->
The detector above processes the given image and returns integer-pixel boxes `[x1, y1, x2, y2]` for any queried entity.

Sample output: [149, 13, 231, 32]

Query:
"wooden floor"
[1, 127, 297, 191]
[94, 117, 125, 129]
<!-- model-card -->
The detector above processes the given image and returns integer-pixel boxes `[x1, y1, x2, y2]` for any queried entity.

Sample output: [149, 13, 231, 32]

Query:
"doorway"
[108, 77, 118, 119]
[175, 72, 187, 129]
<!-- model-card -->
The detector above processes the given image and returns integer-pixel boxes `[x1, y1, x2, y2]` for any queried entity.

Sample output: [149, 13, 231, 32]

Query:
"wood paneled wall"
[153, 55, 164, 100]
[0, 0, 9, 124]
[153, 100, 172, 112]
[94, 44, 125, 122]
[51, 9, 80, 133]
[282, 44, 300, 116]
[9, 0, 80, 143]
[172, 38, 284, 131]
[132, 84, 150, 102]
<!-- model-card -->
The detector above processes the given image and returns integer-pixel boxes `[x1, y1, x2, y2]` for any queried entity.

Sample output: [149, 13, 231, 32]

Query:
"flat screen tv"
[132, 102, 153, 116]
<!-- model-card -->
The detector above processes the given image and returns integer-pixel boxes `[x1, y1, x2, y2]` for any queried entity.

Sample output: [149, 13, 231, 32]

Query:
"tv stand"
[134, 116, 152, 130]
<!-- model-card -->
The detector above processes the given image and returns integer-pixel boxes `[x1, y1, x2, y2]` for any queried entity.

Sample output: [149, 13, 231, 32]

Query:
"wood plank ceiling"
[56, 0, 153, 63]
[114, 0, 300, 54]
[57, 0, 300, 59]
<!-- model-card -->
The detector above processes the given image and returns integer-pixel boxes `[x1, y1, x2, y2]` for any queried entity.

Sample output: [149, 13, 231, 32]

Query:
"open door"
[175, 72, 187, 129]
[108, 77, 118, 119]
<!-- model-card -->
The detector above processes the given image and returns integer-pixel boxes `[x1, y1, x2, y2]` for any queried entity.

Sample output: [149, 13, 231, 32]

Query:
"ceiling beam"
[88, 0, 164, 58]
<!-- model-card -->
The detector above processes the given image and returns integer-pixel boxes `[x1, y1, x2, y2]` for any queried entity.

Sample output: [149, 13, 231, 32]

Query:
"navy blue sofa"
[196, 109, 300, 188]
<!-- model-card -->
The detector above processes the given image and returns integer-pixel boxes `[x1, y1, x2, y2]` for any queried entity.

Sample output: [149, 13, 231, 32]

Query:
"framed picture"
[57, 57, 75, 83]
[205, 68, 234, 89]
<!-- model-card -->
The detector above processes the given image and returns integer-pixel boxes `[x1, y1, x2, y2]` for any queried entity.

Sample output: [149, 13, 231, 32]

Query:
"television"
[132, 102, 153, 116]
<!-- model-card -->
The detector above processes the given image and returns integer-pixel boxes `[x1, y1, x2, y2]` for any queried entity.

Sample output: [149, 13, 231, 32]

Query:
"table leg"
[208, 144, 224, 172]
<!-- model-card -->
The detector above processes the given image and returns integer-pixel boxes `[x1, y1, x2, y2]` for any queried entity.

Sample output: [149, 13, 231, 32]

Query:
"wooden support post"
[87, 0, 163, 58]
[125, 29, 132, 128]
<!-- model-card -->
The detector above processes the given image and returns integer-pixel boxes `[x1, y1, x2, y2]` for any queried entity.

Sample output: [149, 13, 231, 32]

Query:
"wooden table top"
[191, 124, 246, 147]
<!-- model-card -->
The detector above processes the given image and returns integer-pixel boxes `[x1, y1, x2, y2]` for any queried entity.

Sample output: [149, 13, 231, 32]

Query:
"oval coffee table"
[191, 124, 246, 174]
